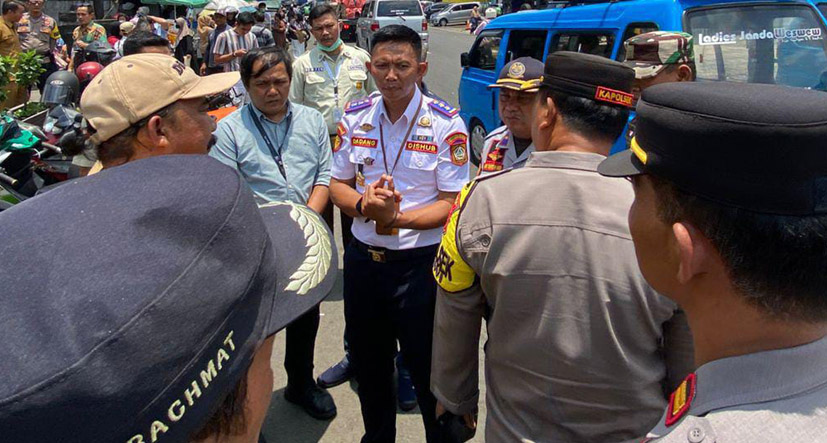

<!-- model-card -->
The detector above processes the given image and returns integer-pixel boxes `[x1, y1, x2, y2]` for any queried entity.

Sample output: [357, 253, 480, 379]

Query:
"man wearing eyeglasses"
[477, 57, 542, 175]
[289, 3, 375, 389]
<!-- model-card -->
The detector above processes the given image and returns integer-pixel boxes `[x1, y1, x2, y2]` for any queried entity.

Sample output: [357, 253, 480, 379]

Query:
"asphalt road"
[261, 26, 486, 443]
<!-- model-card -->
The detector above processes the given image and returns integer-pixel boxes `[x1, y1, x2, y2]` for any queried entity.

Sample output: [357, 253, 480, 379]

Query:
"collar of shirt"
[524, 150, 604, 173]
[250, 100, 294, 127]
[314, 45, 351, 63]
[378, 86, 423, 128]
[689, 335, 827, 417]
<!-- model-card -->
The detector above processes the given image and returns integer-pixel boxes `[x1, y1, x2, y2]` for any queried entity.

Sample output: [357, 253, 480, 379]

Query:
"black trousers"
[344, 241, 440, 443]
[284, 304, 320, 389]
[36, 60, 57, 94]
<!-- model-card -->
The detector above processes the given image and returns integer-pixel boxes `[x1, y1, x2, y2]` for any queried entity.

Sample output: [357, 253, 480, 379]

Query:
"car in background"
[356, 0, 429, 56]
[425, 1, 450, 19]
[431, 2, 480, 26]
[459, 0, 827, 164]
[421, 0, 434, 11]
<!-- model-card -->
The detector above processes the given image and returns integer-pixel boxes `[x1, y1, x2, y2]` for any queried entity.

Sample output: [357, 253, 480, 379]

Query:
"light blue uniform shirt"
[210, 102, 332, 205]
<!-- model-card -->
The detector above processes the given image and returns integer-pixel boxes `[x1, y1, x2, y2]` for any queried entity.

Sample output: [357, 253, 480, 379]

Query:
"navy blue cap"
[489, 57, 544, 92]
[0, 155, 336, 442]
[598, 82, 827, 215]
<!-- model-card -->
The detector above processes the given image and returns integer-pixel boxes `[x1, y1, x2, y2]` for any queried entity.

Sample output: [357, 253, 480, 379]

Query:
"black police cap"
[542, 51, 635, 108]
[0, 155, 337, 442]
[599, 81, 827, 215]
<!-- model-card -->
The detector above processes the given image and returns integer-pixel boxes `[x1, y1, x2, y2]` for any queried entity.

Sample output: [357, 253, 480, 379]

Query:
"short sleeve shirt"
[19, 14, 59, 57]
[331, 87, 471, 249]
[289, 45, 375, 135]
[213, 28, 258, 72]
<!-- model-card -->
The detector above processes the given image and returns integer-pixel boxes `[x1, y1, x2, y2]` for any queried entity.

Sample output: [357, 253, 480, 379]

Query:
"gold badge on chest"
[418, 116, 431, 127]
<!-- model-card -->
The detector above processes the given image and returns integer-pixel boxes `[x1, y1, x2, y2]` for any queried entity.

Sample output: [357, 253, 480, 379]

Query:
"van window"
[617, 22, 660, 61]
[686, 4, 827, 89]
[468, 30, 503, 70]
[506, 30, 547, 62]
[551, 32, 615, 58]
[377, 0, 421, 16]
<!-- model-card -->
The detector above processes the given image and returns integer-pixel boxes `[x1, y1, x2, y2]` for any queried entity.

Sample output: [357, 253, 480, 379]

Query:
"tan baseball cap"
[80, 53, 239, 144]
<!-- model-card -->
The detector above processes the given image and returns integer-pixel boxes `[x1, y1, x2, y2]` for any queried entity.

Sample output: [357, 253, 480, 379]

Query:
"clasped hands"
[361, 174, 403, 228]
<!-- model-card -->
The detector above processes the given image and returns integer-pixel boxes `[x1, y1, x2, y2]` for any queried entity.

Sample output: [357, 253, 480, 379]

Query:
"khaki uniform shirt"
[19, 13, 59, 57]
[289, 45, 375, 135]
[0, 19, 21, 57]
[431, 151, 695, 443]
[477, 124, 534, 176]
[645, 335, 827, 443]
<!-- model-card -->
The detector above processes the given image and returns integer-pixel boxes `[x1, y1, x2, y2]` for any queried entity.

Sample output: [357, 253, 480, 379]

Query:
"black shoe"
[397, 366, 417, 412]
[316, 356, 353, 388]
[285, 384, 337, 420]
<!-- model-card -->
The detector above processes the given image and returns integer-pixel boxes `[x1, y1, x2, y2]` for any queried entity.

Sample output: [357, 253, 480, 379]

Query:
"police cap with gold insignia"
[0, 155, 337, 442]
[598, 82, 827, 215]
[489, 56, 544, 92]
[541, 51, 635, 108]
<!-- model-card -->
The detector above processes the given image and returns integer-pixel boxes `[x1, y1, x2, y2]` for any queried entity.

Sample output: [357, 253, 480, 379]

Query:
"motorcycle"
[0, 114, 67, 209]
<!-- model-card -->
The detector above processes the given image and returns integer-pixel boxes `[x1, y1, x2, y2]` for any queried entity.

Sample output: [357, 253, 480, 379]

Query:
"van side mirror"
[461, 52, 470, 68]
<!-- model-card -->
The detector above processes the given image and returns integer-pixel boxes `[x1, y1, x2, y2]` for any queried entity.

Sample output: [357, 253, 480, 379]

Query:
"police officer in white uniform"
[477, 57, 542, 175]
[329, 25, 469, 443]
[599, 82, 827, 442]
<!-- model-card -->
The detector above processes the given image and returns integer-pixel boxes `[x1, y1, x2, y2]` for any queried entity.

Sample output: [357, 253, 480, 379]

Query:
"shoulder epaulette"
[344, 97, 372, 114]
[429, 99, 459, 118]
[475, 167, 512, 182]
[484, 125, 508, 141]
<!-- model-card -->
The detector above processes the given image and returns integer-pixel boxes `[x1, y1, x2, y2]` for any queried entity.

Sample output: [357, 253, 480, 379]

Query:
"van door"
[459, 29, 504, 164]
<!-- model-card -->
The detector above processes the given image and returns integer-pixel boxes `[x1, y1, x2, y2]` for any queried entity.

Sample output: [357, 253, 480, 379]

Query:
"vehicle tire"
[439, 18, 448, 27]
[469, 119, 487, 166]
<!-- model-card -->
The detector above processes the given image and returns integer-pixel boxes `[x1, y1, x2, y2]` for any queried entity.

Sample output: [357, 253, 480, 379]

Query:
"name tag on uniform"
[405, 141, 437, 154]
[351, 137, 378, 148]
[304, 67, 324, 73]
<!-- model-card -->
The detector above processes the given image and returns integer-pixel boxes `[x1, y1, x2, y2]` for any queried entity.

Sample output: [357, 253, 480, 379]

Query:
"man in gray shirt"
[599, 82, 827, 442]
[430, 52, 694, 442]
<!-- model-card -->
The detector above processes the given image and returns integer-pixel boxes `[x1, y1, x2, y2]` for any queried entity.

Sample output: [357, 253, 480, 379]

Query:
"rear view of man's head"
[532, 52, 634, 152]
[0, 155, 337, 442]
[122, 31, 172, 56]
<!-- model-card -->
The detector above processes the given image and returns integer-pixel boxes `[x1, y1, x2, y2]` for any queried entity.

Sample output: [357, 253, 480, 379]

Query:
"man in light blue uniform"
[210, 46, 337, 421]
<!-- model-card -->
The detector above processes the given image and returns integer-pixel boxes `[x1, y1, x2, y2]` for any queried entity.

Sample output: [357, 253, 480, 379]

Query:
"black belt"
[352, 239, 437, 263]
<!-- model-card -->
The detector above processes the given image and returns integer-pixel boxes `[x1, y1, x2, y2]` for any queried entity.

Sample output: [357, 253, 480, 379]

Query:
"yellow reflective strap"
[433, 181, 477, 293]
[630, 137, 648, 165]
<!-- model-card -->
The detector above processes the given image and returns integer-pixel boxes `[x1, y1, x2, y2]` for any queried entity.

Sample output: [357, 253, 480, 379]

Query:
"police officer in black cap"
[431, 51, 693, 442]
[0, 155, 337, 442]
[599, 81, 827, 441]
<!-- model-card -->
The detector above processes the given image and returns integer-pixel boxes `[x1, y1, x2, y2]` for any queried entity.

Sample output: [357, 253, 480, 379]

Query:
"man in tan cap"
[80, 53, 239, 170]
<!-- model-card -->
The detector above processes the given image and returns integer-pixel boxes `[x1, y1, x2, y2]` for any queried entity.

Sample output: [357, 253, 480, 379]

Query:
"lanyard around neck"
[379, 95, 423, 176]
[249, 105, 292, 181]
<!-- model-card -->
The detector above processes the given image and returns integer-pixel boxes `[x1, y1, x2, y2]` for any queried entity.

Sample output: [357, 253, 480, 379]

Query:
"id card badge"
[333, 107, 343, 122]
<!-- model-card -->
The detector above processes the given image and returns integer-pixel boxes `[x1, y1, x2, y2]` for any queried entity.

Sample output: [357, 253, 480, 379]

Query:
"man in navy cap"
[431, 51, 693, 442]
[599, 82, 827, 442]
[477, 56, 542, 175]
[0, 154, 337, 442]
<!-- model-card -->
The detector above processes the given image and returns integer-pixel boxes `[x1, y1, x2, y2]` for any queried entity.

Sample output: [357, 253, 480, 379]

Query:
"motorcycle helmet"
[41, 70, 80, 106]
[76, 62, 104, 94]
[83, 41, 117, 66]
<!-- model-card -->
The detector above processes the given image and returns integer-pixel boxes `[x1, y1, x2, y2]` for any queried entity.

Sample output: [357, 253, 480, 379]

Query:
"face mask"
[318, 38, 343, 52]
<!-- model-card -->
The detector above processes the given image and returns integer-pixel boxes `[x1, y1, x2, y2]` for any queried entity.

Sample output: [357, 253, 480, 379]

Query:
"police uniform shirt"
[645, 335, 827, 443]
[477, 125, 535, 176]
[19, 13, 59, 57]
[431, 151, 694, 442]
[331, 86, 470, 250]
[289, 45, 376, 135]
